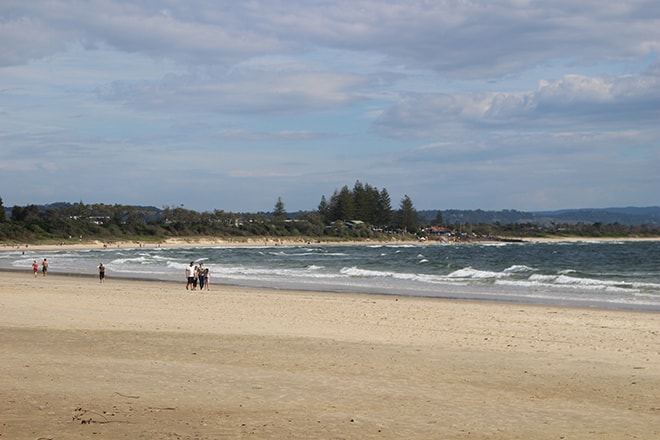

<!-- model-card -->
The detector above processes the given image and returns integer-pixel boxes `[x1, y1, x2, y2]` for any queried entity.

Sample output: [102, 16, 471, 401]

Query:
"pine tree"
[329, 186, 355, 221]
[273, 197, 286, 221]
[396, 195, 418, 232]
[376, 188, 392, 226]
[318, 195, 329, 223]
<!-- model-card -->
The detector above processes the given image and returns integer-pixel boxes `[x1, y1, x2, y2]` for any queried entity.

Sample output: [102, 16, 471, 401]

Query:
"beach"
[3, 234, 660, 251]
[1, 270, 658, 439]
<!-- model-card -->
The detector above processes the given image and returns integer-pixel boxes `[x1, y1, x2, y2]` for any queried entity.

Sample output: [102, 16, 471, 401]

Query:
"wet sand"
[1, 271, 658, 439]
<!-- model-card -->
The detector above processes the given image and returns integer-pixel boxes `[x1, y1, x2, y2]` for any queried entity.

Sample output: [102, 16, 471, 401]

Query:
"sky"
[1, 1, 659, 213]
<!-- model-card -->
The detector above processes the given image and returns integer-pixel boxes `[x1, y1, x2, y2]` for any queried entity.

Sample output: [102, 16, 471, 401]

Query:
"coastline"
[3, 234, 660, 253]
[2, 238, 659, 313]
[1, 271, 658, 439]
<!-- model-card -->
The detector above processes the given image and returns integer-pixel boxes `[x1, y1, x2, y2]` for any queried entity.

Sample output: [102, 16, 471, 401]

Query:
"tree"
[11, 204, 40, 222]
[0, 197, 5, 222]
[375, 188, 393, 226]
[328, 186, 355, 221]
[352, 180, 368, 221]
[318, 195, 330, 223]
[395, 195, 418, 232]
[273, 197, 286, 221]
[353, 181, 381, 224]
[319, 182, 393, 226]
[296, 211, 325, 236]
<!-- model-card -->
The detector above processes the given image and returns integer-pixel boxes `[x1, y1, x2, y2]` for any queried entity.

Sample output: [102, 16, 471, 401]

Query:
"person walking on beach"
[98, 263, 105, 283]
[185, 262, 195, 290]
[203, 267, 210, 291]
[192, 265, 199, 290]
[32, 260, 39, 277]
[197, 263, 206, 291]
[41, 259, 48, 277]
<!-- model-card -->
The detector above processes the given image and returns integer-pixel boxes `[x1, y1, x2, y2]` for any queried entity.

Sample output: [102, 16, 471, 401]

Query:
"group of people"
[30, 258, 213, 289]
[32, 258, 106, 283]
[185, 262, 211, 291]
[32, 259, 48, 277]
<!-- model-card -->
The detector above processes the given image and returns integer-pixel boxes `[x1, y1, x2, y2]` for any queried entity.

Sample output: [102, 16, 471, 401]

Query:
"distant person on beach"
[197, 263, 206, 291]
[203, 268, 210, 291]
[32, 260, 39, 277]
[41, 259, 48, 277]
[98, 263, 105, 283]
[193, 265, 199, 290]
[185, 262, 195, 290]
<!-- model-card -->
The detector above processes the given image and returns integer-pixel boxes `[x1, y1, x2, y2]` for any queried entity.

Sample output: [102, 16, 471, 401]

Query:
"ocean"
[2, 240, 659, 311]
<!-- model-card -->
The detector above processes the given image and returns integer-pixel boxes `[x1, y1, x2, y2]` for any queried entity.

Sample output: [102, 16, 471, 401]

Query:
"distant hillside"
[421, 206, 660, 226]
[4, 203, 660, 226]
[2, 202, 163, 222]
[532, 207, 660, 225]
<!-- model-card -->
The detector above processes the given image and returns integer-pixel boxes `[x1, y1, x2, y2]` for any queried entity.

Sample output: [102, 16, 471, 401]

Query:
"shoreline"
[2, 239, 659, 313]
[3, 234, 660, 253]
[3, 268, 659, 313]
[1, 271, 658, 439]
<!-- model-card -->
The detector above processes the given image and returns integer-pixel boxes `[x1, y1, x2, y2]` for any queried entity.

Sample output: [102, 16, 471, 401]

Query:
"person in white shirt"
[185, 262, 195, 290]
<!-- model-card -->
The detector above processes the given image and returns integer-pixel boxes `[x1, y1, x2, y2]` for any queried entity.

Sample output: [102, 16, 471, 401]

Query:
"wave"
[217, 264, 338, 280]
[1, 241, 658, 310]
[267, 250, 349, 257]
[110, 256, 152, 265]
[340, 267, 386, 278]
[447, 267, 508, 280]
[339, 266, 461, 286]
[506, 273, 655, 293]
[167, 261, 190, 271]
[504, 265, 536, 273]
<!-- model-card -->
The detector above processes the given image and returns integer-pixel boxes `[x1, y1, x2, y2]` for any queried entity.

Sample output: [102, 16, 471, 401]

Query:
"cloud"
[374, 70, 660, 139]
[97, 68, 368, 114]
[3, 1, 659, 76]
[213, 129, 336, 142]
[0, 1, 284, 67]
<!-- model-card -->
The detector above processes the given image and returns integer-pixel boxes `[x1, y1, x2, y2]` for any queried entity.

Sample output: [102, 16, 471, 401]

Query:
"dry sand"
[1, 271, 658, 439]
[4, 234, 658, 254]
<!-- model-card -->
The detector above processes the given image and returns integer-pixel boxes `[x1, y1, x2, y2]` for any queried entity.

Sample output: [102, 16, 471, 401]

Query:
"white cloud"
[214, 129, 335, 142]
[96, 66, 369, 114]
[374, 69, 660, 139]
[3, 1, 659, 75]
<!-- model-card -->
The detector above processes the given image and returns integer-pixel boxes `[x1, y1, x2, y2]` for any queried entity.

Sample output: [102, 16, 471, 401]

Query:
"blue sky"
[1, 1, 659, 213]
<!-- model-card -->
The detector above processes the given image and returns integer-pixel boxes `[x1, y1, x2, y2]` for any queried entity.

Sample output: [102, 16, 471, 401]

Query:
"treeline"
[1, 182, 659, 244]
[0, 182, 424, 243]
[441, 221, 660, 240]
[424, 207, 660, 226]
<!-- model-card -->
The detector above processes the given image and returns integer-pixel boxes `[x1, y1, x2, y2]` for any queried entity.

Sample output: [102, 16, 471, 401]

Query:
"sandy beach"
[1, 271, 658, 439]
[3, 234, 660, 254]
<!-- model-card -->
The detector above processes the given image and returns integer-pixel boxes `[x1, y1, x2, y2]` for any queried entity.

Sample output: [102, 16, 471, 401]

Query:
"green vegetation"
[438, 221, 660, 240]
[0, 184, 417, 244]
[1, 186, 659, 245]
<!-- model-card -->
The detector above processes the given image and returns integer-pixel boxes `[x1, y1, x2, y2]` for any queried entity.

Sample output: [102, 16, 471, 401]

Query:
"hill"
[4, 203, 660, 226]
[420, 206, 660, 226]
